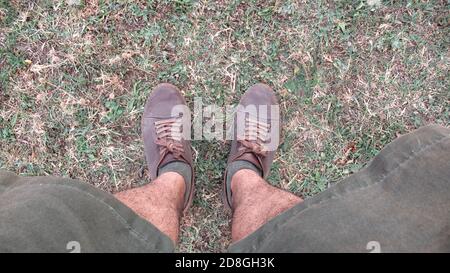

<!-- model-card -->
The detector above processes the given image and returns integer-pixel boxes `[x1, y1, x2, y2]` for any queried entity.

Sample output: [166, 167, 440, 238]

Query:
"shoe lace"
[237, 116, 270, 157]
[154, 118, 184, 159]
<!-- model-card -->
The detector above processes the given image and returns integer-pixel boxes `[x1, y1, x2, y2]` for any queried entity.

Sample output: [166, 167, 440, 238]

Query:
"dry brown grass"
[1, 0, 448, 252]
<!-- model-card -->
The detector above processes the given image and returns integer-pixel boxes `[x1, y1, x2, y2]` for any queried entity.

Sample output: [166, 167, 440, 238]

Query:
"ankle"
[230, 169, 266, 201]
[156, 171, 186, 188]
[152, 172, 186, 212]
[158, 161, 191, 185]
[232, 166, 264, 182]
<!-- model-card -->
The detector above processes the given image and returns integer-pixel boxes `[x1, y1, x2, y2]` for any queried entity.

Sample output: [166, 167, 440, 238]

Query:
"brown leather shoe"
[142, 83, 194, 213]
[223, 83, 280, 210]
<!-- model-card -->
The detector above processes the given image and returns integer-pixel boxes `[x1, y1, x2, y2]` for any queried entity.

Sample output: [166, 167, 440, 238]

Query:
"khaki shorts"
[0, 125, 449, 252]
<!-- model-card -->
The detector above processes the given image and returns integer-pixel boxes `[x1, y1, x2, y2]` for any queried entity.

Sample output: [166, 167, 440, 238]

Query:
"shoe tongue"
[236, 152, 263, 173]
[159, 152, 187, 167]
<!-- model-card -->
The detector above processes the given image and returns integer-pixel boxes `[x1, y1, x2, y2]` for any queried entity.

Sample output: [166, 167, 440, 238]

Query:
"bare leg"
[231, 169, 303, 242]
[114, 172, 185, 244]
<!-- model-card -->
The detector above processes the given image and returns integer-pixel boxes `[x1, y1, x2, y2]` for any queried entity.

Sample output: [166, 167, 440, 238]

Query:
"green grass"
[1, 0, 449, 252]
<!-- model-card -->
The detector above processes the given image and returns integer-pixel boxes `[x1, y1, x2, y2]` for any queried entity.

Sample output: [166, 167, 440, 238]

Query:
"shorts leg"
[0, 172, 174, 253]
[229, 124, 450, 252]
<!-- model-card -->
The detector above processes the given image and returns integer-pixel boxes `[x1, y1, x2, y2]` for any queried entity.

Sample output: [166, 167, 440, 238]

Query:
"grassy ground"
[0, 0, 449, 252]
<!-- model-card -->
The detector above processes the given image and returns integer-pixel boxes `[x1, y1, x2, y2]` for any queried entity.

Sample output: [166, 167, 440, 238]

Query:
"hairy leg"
[231, 169, 303, 242]
[114, 172, 185, 244]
